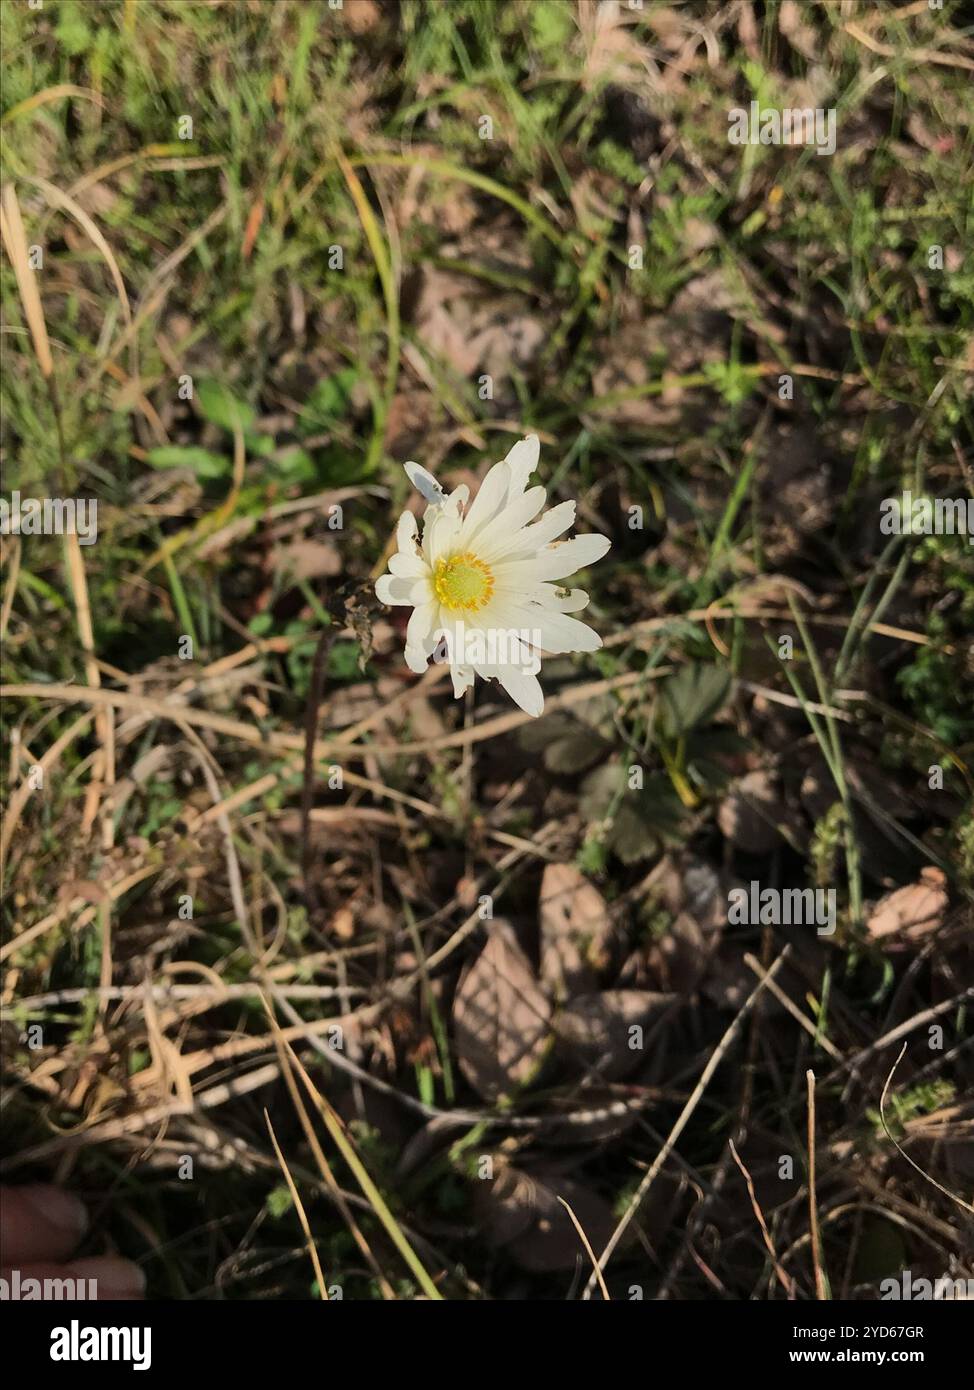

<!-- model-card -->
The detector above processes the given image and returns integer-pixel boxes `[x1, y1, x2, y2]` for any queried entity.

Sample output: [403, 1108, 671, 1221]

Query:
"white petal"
[458, 460, 511, 545]
[404, 643, 429, 674]
[531, 584, 590, 612]
[504, 604, 603, 653]
[478, 624, 538, 671]
[388, 551, 428, 578]
[406, 601, 437, 650]
[495, 666, 544, 717]
[397, 510, 418, 552]
[474, 486, 547, 556]
[404, 461, 446, 505]
[500, 533, 611, 583]
[483, 499, 576, 563]
[422, 506, 462, 566]
[450, 663, 476, 699]
[376, 574, 426, 606]
[519, 500, 578, 550]
[503, 435, 540, 501]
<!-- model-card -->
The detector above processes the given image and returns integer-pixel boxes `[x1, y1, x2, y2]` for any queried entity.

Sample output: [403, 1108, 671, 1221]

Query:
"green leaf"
[145, 445, 230, 478]
[248, 433, 277, 457]
[299, 369, 358, 433]
[271, 446, 316, 481]
[266, 1185, 294, 1219]
[580, 764, 686, 865]
[544, 733, 607, 775]
[702, 359, 759, 408]
[517, 711, 577, 754]
[530, 0, 575, 54]
[608, 794, 684, 865]
[579, 761, 625, 824]
[196, 378, 256, 434]
[657, 663, 731, 737]
[608, 804, 659, 865]
[327, 641, 362, 681]
[55, 1, 92, 56]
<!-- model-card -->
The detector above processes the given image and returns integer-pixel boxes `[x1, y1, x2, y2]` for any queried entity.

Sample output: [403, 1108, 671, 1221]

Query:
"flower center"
[433, 552, 494, 613]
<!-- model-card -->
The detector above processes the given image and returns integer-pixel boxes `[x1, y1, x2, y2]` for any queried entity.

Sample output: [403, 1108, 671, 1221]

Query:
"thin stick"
[0, 668, 662, 759]
[743, 954, 843, 1062]
[806, 1069, 828, 1300]
[829, 987, 974, 1083]
[2, 983, 364, 1012]
[728, 1139, 795, 1299]
[301, 626, 336, 909]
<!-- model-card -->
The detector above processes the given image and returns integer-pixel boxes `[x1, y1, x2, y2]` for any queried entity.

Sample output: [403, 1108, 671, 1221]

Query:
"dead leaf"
[554, 990, 676, 1080]
[639, 852, 734, 993]
[476, 1163, 616, 1273]
[539, 863, 612, 1000]
[273, 538, 342, 582]
[646, 910, 709, 994]
[410, 269, 544, 384]
[473, 1164, 538, 1247]
[867, 868, 948, 942]
[453, 920, 553, 1100]
[717, 768, 789, 853]
[508, 1175, 616, 1273]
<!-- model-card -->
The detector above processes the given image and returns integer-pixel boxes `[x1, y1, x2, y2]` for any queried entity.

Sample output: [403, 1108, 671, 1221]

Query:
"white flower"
[374, 435, 611, 717]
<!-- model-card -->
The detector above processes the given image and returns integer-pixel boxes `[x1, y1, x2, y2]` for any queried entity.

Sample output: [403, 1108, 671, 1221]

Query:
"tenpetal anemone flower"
[374, 435, 611, 717]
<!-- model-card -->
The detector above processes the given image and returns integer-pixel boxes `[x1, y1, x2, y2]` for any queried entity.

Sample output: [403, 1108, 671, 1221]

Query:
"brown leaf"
[867, 868, 948, 942]
[539, 863, 613, 1000]
[717, 769, 789, 853]
[273, 538, 342, 582]
[554, 990, 677, 1080]
[453, 920, 552, 1100]
[646, 910, 710, 994]
[638, 853, 731, 994]
[473, 1164, 538, 1247]
[476, 1163, 616, 1273]
[508, 1174, 616, 1273]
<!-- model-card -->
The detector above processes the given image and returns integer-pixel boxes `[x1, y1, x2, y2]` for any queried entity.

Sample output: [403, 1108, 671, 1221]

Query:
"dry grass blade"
[278, 1035, 444, 1301]
[879, 1044, 974, 1217]
[262, 1002, 397, 1300]
[728, 1139, 795, 1299]
[264, 1109, 329, 1300]
[557, 1196, 610, 1301]
[1, 183, 54, 376]
[806, 1069, 828, 1301]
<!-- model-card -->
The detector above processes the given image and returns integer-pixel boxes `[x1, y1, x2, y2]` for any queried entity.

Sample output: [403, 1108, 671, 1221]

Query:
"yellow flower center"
[433, 552, 494, 613]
